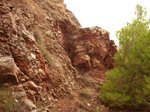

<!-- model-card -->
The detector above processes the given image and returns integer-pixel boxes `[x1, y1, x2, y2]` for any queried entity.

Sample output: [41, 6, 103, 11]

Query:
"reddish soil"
[50, 69, 144, 112]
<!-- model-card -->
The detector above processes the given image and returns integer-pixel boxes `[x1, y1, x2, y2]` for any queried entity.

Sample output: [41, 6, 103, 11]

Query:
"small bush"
[80, 74, 91, 87]
[41, 3, 57, 18]
[33, 28, 54, 67]
[79, 88, 93, 99]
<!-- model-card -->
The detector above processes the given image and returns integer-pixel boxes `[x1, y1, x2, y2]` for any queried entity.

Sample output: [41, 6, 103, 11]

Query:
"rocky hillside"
[0, 0, 117, 111]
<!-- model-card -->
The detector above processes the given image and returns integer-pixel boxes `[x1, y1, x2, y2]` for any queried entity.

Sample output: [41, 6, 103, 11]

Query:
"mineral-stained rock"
[61, 26, 117, 70]
[0, 0, 117, 111]
[0, 0, 80, 110]
[0, 56, 19, 84]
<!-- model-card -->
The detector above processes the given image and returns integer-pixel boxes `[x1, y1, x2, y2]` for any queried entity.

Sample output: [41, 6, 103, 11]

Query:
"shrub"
[33, 28, 54, 67]
[79, 88, 93, 99]
[99, 5, 150, 110]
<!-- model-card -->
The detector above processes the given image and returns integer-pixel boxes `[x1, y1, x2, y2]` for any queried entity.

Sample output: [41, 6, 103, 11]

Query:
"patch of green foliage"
[79, 88, 93, 99]
[34, 28, 54, 67]
[0, 84, 27, 111]
[99, 5, 150, 110]
[0, 86, 15, 111]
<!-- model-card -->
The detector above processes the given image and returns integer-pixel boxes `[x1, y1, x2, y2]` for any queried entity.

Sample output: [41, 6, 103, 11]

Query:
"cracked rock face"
[0, 0, 79, 111]
[0, 0, 117, 111]
[60, 26, 117, 70]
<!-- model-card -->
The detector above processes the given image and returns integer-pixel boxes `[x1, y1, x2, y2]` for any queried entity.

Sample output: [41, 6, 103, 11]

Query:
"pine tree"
[99, 5, 150, 109]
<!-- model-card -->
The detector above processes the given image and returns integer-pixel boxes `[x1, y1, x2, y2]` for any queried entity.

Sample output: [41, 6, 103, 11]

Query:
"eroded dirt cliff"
[0, 0, 117, 111]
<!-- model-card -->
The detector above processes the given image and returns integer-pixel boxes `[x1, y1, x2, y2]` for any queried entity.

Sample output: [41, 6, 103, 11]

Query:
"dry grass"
[33, 27, 55, 67]
[78, 87, 93, 99]
[0, 84, 18, 111]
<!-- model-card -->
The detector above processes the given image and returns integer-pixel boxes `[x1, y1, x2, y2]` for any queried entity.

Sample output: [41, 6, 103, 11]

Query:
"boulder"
[24, 99, 36, 111]
[0, 56, 19, 84]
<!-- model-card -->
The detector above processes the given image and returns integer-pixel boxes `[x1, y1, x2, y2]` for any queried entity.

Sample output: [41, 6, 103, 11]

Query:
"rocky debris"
[24, 99, 37, 111]
[0, 0, 117, 111]
[0, 0, 79, 111]
[14, 90, 26, 101]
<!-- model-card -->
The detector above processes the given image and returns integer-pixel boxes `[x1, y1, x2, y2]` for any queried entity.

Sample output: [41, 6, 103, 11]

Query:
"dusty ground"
[50, 70, 117, 112]
[50, 70, 108, 112]
[50, 69, 145, 112]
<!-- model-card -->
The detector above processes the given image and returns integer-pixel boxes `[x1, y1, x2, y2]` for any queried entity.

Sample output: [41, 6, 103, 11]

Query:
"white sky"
[64, 0, 150, 46]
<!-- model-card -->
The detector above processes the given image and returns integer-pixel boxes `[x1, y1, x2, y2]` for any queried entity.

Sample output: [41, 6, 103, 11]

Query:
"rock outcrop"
[63, 26, 117, 70]
[0, 0, 79, 111]
[0, 0, 117, 111]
